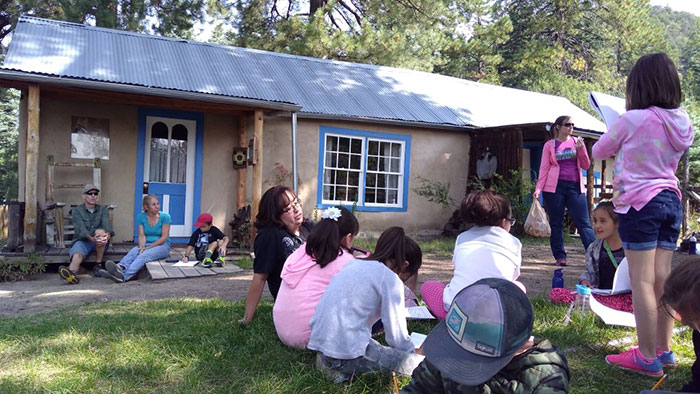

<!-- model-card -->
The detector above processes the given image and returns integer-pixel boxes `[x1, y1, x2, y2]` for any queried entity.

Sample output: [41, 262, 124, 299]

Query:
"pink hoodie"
[272, 244, 354, 349]
[592, 106, 694, 213]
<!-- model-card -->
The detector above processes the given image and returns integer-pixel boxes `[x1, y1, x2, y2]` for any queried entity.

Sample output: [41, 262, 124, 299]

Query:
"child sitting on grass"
[579, 201, 625, 289]
[401, 278, 570, 393]
[308, 227, 424, 383]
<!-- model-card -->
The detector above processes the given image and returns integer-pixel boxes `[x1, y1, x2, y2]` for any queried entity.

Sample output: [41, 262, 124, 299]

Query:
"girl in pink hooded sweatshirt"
[273, 206, 359, 349]
[593, 53, 694, 377]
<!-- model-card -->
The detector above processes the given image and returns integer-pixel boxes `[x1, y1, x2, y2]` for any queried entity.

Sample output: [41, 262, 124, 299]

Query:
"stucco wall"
[260, 117, 470, 233]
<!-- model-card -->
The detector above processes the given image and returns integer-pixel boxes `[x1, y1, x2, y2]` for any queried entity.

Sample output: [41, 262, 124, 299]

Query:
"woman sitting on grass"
[273, 206, 359, 349]
[308, 226, 423, 383]
[421, 189, 523, 319]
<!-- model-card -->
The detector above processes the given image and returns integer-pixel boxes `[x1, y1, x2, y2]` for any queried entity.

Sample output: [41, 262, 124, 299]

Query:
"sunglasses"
[85, 191, 99, 196]
[562, 123, 575, 128]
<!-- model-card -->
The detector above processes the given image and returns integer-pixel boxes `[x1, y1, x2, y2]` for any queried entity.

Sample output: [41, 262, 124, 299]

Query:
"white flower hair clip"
[321, 207, 342, 221]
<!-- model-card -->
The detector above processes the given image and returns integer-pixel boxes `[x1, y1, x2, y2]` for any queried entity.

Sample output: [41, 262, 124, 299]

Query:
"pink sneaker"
[605, 347, 663, 377]
[555, 258, 567, 266]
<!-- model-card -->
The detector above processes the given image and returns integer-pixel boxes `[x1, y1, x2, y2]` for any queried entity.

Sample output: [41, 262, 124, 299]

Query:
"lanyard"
[603, 240, 618, 269]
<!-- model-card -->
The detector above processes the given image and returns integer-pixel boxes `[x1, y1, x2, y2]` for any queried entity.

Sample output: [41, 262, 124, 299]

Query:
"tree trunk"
[310, 0, 326, 16]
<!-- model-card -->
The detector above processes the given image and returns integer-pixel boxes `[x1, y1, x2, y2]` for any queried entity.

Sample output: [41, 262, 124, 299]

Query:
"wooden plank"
[146, 261, 169, 280]
[193, 266, 216, 276]
[210, 265, 243, 274]
[178, 266, 200, 277]
[237, 115, 247, 210]
[23, 84, 40, 252]
[251, 110, 263, 243]
[160, 262, 186, 278]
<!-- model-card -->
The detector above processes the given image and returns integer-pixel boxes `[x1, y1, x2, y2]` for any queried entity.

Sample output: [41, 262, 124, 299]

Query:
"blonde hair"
[142, 194, 159, 212]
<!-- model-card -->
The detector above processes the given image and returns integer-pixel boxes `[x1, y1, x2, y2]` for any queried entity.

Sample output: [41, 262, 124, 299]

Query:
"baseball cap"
[194, 213, 213, 227]
[83, 184, 100, 194]
[422, 278, 534, 386]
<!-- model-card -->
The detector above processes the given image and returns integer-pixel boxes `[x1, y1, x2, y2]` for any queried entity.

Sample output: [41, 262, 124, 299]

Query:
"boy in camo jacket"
[401, 278, 570, 394]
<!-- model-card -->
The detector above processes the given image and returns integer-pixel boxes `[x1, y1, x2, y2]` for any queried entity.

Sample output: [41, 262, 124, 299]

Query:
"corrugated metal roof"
[1, 16, 606, 133]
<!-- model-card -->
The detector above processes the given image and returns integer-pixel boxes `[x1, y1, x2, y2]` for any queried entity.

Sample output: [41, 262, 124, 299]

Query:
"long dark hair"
[254, 185, 296, 230]
[659, 258, 700, 326]
[306, 206, 359, 268]
[551, 115, 571, 139]
[365, 227, 422, 277]
[626, 53, 681, 111]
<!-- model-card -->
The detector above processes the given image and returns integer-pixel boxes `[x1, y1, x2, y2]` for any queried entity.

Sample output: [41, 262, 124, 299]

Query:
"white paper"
[407, 306, 435, 320]
[590, 257, 631, 295]
[588, 91, 626, 130]
[589, 294, 636, 327]
[410, 332, 427, 349]
[173, 260, 198, 267]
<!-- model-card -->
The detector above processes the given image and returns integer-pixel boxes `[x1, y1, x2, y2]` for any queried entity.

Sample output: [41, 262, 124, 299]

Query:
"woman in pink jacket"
[273, 206, 359, 349]
[533, 116, 595, 266]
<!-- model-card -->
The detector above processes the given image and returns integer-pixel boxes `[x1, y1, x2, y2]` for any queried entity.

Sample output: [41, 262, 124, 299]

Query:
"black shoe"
[104, 261, 125, 282]
[93, 264, 102, 277]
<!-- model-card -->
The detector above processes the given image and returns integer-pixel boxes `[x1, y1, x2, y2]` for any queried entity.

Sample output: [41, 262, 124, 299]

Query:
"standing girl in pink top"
[593, 53, 694, 377]
[533, 115, 596, 267]
[273, 206, 359, 349]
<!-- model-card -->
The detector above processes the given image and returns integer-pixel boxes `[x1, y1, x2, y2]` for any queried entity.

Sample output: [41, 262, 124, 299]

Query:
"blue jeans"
[542, 181, 595, 260]
[618, 190, 681, 251]
[118, 243, 170, 281]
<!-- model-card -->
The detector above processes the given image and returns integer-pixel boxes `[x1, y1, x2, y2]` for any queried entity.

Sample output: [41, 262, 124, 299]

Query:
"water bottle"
[689, 234, 697, 255]
[552, 268, 564, 289]
[574, 284, 592, 320]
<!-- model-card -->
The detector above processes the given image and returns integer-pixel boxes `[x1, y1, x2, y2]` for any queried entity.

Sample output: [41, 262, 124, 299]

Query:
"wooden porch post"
[237, 115, 247, 210]
[24, 84, 40, 252]
[585, 139, 595, 215]
[600, 160, 607, 194]
[250, 110, 264, 243]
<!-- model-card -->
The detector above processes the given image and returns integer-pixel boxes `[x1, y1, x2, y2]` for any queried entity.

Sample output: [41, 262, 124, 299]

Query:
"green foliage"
[473, 170, 533, 236]
[0, 88, 19, 201]
[0, 253, 46, 282]
[412, 175, 455, 212]
[235, 255, 253, 269]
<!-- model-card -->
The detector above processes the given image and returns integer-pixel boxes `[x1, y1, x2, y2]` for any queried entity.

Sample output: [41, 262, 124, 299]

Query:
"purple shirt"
[555, 138, 579, 182]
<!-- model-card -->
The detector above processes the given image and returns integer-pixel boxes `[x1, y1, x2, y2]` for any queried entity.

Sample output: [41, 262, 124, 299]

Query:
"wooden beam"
[237, 115, 247, 210]
[585, 138, 595, 216]
[24, 84, 40, 252]
[682, 149, 690, 236]
[250, 110, 264, 244]
[600, 159, 607, 195]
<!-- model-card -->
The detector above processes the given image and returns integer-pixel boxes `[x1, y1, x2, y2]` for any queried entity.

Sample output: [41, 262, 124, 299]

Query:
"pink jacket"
[535, 137, 590, 194]
[592, 106, 693, 213]
[272, 244, 354, 349]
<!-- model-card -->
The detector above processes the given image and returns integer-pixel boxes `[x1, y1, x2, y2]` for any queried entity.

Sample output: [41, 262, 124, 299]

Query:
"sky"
[649, 0, 700, 16]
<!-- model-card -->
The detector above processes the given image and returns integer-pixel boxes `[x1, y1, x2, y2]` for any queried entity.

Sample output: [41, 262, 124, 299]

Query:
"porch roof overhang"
[469, 122, 603, 139]
[0, 69, 302, 113]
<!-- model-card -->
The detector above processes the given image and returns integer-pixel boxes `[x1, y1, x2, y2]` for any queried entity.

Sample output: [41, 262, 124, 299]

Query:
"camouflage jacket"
[401, 339, 570, 394]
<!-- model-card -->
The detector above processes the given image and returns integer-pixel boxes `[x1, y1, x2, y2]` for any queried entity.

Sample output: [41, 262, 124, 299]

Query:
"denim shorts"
[617, 190, 681, 251]
[69, 239, 109, 258]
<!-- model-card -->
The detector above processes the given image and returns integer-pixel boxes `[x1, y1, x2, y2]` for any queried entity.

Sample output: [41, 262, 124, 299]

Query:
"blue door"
[142, 116, 196, 238]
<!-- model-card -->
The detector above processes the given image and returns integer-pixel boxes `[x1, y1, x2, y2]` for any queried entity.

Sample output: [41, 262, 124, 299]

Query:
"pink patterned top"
[592, 106, 694, 213]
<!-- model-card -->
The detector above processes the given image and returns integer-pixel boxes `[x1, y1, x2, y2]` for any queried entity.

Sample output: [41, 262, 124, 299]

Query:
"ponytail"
[306, 206, 359, 268]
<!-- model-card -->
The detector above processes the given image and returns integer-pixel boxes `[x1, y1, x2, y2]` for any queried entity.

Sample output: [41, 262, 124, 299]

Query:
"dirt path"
[0, 243, 688, 317]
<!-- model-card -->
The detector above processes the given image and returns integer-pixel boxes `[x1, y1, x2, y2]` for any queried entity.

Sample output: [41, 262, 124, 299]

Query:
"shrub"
[473, 169, 534, 236]
[0, 253, 46, 282]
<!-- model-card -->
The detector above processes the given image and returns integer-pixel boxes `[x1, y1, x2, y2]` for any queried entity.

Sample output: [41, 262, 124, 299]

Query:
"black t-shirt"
[253, 220, 313, 299]
[188, 226, 226, 260]
[598, 245, 624, 289]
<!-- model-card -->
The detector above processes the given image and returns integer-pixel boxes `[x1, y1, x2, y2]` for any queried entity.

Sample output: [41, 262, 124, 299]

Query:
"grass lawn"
[0, 298, 695, 393]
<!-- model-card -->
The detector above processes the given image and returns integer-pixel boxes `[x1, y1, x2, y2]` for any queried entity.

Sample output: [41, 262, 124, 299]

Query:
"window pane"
[388, 189, 398, 204]
[348, 187, 358, 202]
[339, 137, 350, 153]
[337, 187, 347, 201]
[337, 170, 348, 185]
[350, 154, 361, 170]
[367, 156, 377, 171]
[324, 169, 335, 183]
[366, 173, 376, 187]
[349, 171, 360, 187]
[380, 141, 390, 156]
[388, 174, 399, 188]
[377, 174, 386, 187]
[330, 152, 338, 167]
[368, 140, 378, 155]
[351, 139, 362, 153]
[376, 189, 386, 203]
[390, 158, 400, 173]
[365, 188, 376, 203]
[169, 124, 188, 183]
[391, 143, 401, 157]
[149, 122, 169, 182]
[378, 157, 386, 171]
[327, 136, 337, 152]
[323, 185, 335, 200]
[338, 153, 349, 168]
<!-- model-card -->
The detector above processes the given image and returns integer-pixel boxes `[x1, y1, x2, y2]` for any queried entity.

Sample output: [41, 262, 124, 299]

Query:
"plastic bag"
[525, 199, 551, 238]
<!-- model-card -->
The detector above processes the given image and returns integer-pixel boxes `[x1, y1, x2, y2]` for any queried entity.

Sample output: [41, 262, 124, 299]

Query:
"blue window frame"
[317, 126, 411, 212]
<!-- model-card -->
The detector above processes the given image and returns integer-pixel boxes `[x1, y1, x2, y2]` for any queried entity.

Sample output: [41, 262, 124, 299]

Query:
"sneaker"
[606, 347, 663, 377]
[59, 265, 79, 284]
[214, 256, 225, 267]
[93, 263, 102, 278]
[657, 349, 677, 367]
[315, 353, 350, 384]
[201, 257, 213, 268]
[555, 259, 567, 266]
[104, 260, 124, 282]
[99, 269, 124, 283]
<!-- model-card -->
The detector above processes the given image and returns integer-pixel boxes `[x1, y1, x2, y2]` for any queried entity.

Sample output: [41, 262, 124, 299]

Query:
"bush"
[0, 253, 46, 282]
[474, 169, 534, 236]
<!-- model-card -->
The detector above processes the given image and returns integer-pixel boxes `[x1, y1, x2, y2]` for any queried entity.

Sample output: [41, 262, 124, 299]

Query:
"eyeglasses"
[85, 192, 99, 196]
[668, 309, 700, 332]
[508, 218, 516, 226]
[282, 198, 302, 213]
[562, 123, 575, 128]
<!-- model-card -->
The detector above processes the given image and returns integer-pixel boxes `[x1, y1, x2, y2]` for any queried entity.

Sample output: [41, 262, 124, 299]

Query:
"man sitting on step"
[58, 184, 114, 284]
